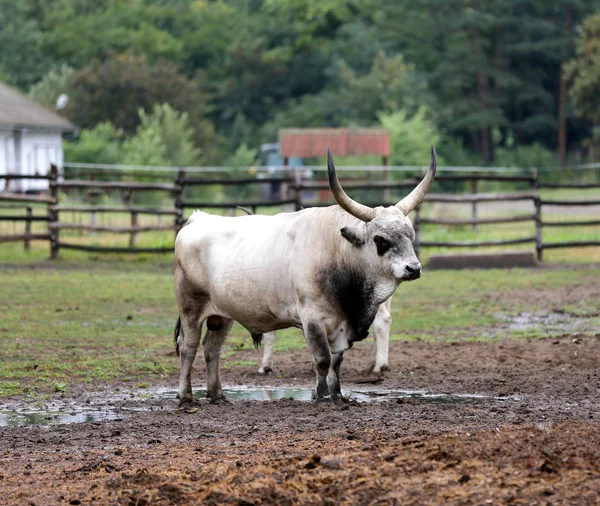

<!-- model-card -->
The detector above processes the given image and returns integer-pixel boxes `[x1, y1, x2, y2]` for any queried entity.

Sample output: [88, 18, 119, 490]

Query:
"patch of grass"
[0, 265, 179, 396]
[52, 381, 68, 393]
[0, 262, 599, 398]
[230, 360, 259, 368]
[0, 381, 22, 396]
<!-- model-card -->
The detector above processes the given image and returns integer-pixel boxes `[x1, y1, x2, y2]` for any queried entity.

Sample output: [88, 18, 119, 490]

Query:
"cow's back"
[174, 211, 306, 332]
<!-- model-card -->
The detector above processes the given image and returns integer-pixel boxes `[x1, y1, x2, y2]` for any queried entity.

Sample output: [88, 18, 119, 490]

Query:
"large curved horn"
[396, 145, 437, 215]
[328, 148, 376, 223]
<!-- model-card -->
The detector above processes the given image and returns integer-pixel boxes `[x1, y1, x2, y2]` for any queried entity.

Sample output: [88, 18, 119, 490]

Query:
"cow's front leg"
[368, 298, 392, 375]
[327, 351, 345, 404]
[304, 321, 332, 402]
[258, 331, 276, 374]
[203, 317, 234, 404]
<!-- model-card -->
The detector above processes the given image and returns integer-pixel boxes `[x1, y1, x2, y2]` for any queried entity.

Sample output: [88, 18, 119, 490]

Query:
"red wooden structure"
[279, 128, 390, 164]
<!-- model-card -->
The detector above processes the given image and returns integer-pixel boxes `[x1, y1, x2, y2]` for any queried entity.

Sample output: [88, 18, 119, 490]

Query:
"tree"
[63, 54, 215, 160]
[567, 13, 600, 124]
[63, 122, 123, 164]
[0, 0, 47, 89]
[378, 108, 443, 166]
[38, 0, 183, 69]
[123, 104, 201, 167]
[28, 64, 74, 109]
[360, 0, 600, 162]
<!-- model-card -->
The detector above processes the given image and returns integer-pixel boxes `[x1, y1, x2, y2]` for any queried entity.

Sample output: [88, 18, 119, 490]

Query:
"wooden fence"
[1, 165, 599, 261]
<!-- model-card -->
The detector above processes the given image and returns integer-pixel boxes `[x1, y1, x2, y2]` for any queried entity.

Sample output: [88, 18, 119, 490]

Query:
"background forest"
[3, 0, 600, 168]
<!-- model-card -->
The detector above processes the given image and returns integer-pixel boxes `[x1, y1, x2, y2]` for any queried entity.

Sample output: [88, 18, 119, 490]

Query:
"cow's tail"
[174, 316, 183, 356]
[251, 333, 263, 350]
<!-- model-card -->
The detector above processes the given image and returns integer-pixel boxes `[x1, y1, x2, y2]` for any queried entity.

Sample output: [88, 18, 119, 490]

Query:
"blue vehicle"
[258, 143, 306, 201]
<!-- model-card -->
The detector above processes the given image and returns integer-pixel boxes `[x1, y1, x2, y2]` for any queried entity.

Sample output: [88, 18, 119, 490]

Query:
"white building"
[0, 81, 75, 192]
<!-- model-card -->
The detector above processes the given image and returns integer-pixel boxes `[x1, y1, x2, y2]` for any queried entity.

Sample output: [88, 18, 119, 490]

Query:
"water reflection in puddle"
[158, 386, 510, 405]
[0, 410, 122, 427]
[0, 386, 517, 427]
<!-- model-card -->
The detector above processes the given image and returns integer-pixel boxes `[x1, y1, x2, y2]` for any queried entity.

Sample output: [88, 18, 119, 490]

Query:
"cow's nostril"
[405, 263, 422, 276]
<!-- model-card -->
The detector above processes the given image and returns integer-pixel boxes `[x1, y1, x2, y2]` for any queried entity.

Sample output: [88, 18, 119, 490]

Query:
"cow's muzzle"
[399, 261, 422, 281]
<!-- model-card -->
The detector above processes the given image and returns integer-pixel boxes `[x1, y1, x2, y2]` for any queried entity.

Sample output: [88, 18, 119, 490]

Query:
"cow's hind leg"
[258, 332, 276, 374]
[327, 352, 345, 405]
[177, 313, 204, 406]
[203, 316, 234, 404]
[304, 321, 332, 402]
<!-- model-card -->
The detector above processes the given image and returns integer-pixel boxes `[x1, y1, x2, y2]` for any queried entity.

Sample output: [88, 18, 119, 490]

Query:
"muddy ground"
[1, 329, 599, 505]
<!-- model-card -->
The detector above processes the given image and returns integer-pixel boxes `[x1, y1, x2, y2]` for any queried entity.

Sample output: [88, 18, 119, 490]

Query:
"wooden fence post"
[123, 190, 136, 247]
[24, 206, 32, 251]
[293, 167, 302, 211]
[471, 174, 478, 233]
[382, 155, 390, 205]
[129, 211, 138, 247]
[532, 168, 542, 262]
[174, 168, 186, 237]
[48, 164, 59, 259]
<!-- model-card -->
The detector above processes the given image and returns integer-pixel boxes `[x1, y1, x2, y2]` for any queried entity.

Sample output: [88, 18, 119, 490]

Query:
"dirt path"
[1, 334, 599, 505]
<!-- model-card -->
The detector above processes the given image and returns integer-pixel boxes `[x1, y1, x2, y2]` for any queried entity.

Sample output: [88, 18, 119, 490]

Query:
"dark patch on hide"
[316, 265, 378, 343]
[306, 322, 330, 367]
[206, 316, 225, 331]
[251, 333, 263, 349]
[340, 227, 364, 246]
[174, 317, 182, 356]
[374, 235, 392, 256]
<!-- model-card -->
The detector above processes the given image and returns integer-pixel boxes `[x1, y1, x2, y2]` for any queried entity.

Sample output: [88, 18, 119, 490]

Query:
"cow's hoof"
[177, 396, 194, 408]
[372, 365, 389, 376]
[332, 395, 358, 407]
[209, 394, 230, 405]
[258, 366, 273, 375]
[364, 364, 389, 376]
[332, 396, 346, 407]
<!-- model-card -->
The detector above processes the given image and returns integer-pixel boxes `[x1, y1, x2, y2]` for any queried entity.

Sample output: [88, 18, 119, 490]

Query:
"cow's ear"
[340, 227, 365, 246]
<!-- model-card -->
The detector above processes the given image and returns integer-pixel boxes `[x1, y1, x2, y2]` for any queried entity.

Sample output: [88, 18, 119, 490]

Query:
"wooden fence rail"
[1, 164, 598, 260]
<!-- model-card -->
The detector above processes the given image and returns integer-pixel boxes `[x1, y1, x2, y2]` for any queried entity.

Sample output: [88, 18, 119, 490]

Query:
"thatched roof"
[0, 81, 75, 132]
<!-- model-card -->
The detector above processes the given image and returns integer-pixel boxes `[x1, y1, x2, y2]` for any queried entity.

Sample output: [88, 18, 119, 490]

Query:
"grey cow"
[174, 147, 436, 405]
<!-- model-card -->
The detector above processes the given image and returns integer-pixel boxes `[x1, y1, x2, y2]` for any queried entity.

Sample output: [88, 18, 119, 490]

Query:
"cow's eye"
[373, 235, 392, 256]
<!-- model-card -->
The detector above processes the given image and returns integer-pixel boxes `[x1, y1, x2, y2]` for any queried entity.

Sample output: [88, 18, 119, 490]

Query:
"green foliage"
[5, 0, 600, 165]
[225, 143, 259, 168]
[123, 104, 201, 167]
[63, 122, 123, 164]
[28, 64, 74, 108]
[567, 13, 600, 124]
[63, 53, 214, 160]
[38, 0, 182, 68]
[495, 144, 557, 169]
[335, 53, 424, 123]
[378, 108, 443, 166]
[0, 0, 47, 89]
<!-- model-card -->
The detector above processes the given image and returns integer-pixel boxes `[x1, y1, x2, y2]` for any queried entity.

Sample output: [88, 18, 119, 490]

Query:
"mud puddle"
[0, 409, 123, 427]
[158, 386, 516, 405]
[0, 386, 518, 427]
[493, 310, 600, 337]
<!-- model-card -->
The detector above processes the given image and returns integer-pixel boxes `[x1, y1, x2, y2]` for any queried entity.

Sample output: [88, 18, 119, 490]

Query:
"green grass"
[1, 262, 598, 398]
